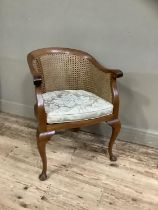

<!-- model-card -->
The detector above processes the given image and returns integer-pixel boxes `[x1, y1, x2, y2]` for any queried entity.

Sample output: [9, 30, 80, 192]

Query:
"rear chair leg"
[72, 128, 80, 132]
[36, 131, 52, 181]
[107, 119, 121, 161]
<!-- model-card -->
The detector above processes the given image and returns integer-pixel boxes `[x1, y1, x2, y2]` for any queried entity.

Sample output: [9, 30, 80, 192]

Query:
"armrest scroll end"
[33, 75, 42, 87]
[111, 70, 123, 79]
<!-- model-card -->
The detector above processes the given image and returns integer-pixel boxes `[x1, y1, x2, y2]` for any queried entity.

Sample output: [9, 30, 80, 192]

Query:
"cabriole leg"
[36, 131, 51, 181]
[107, 119, 121, 161]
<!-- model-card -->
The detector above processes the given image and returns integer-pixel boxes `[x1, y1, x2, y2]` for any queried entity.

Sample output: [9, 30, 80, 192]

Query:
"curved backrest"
[27, 48, 112, 102]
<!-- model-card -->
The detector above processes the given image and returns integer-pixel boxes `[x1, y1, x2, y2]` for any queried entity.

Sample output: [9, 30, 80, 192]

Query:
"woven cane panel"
[33, 53, 112, 102]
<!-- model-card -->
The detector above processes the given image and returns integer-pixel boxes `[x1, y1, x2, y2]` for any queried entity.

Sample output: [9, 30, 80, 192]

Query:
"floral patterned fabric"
[42, 90, 113, 124]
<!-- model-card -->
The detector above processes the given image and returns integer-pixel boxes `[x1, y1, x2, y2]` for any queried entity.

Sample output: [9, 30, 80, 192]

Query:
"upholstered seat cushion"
[42, 90, 113, 124]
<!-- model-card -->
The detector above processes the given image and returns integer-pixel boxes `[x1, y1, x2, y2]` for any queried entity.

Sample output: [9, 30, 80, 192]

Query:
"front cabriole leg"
[107, 119, 121, 161]
[36, 130, 55, 181]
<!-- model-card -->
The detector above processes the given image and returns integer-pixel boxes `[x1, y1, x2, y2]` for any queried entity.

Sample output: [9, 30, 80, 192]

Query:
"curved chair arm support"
[111, 78, 120, 118]
[34, 85, 47, 132]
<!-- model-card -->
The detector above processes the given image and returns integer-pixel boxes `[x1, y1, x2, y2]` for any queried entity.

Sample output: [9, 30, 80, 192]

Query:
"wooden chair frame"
[27, 47, 123, 181]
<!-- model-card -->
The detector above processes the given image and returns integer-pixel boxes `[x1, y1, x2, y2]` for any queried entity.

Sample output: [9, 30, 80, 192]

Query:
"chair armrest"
[98, 66, 123, 79]
[108, 69, 123, 78]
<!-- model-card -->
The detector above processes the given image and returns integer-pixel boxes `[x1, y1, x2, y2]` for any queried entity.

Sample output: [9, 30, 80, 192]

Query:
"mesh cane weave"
[32, 53, 112, 102]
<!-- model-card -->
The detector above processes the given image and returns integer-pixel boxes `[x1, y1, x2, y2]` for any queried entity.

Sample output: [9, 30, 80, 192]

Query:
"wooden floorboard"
[0, 112, 158, 210]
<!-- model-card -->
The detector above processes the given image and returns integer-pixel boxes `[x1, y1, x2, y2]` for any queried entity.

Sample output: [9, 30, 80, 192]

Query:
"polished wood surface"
[27, 47, 123, 180]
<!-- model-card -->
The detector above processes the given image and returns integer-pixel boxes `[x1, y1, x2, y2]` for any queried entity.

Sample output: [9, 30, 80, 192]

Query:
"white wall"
[0, 0, 158, 146]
